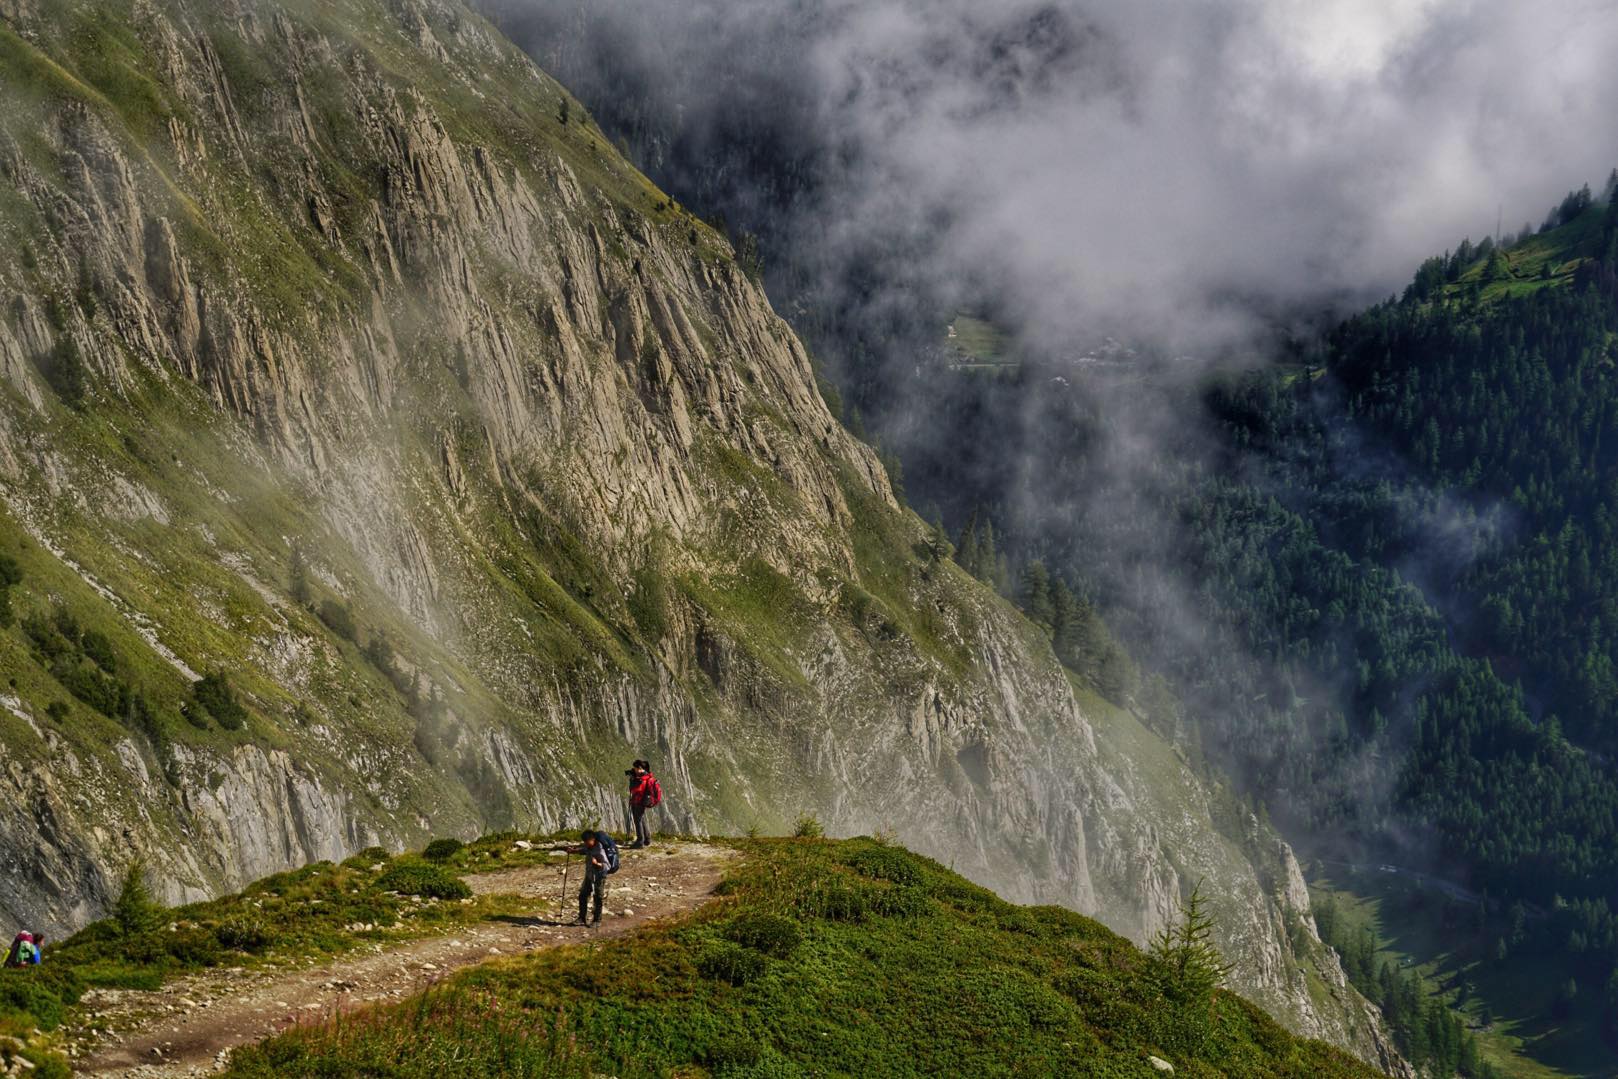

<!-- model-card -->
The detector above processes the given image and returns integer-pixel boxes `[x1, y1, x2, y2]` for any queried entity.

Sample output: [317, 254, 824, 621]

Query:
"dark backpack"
[595, 831, 621, 874]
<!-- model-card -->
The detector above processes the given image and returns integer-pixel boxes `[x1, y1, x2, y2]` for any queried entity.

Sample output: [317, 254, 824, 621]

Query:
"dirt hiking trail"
[68, 842, 735, 1076]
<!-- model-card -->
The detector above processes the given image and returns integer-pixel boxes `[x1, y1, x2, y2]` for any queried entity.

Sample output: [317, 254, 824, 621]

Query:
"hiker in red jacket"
[627, 759, 662, 849]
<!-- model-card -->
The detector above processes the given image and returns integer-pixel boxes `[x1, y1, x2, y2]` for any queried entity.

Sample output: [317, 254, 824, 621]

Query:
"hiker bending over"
[572, 830, 619, 926]
[4, 931, 43, 967]
[627, 759, 663, 849]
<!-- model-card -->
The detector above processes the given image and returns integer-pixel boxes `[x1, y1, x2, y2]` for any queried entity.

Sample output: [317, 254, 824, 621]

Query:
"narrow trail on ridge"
[68, 842, 736, 1077]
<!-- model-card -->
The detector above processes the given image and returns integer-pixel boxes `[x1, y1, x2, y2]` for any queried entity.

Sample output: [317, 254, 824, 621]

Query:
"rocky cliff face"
[0, 0, 1398, 1066]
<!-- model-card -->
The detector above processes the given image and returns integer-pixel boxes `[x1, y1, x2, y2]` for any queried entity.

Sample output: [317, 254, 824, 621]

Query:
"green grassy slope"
[227, 838, 1379, 1078]
[1424, 203, 1611, 306]
[0, 837, 1382, 1077]
[946, 314, 1009, 362]
[53, 835, 1382, 1079]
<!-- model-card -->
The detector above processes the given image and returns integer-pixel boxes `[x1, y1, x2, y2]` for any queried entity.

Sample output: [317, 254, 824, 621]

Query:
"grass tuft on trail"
[225, 837, 1380, 1078]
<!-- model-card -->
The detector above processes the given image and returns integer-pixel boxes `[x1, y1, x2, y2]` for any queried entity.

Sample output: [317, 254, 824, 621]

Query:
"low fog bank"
[482, 0, 1618, 354]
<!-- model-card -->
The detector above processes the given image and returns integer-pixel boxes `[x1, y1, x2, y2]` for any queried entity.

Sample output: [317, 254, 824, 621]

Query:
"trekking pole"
[559, 850, 570, 923]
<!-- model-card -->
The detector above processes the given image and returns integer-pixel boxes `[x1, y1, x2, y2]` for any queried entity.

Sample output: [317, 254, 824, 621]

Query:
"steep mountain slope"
[0, 0, 1392, 1061]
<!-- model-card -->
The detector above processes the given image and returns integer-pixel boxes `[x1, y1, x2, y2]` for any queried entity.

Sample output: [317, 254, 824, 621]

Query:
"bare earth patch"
[68, 842, 735, 1076]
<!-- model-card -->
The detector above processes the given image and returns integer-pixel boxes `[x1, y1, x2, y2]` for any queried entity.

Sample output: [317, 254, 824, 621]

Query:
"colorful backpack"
[595, 831, 621, 874]
[4, 932, 33, 968]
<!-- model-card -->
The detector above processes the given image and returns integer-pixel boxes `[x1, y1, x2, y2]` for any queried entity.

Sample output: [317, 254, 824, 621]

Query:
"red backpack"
[645, 775, 662, 808]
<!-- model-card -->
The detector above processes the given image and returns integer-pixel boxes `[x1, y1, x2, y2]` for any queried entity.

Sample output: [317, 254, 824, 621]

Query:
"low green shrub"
[723, 912, 801, 958]
[80, 629, 117, 672]
[0, 976, 66, 1031]
[699, 1031, 763, 1071]
[317, 599, 357, 642]
[192, 670, 249, 731]
[696, 941, 766, 987]
[17, 1049, 71, 1079]
[799, 881, 866, 923]
[164, 928, 223, 967]
[996, 908, 1041, 935]
[867, 885, 930, 919]
[331, 899, 396, 928]
[935, 878, 997, 913]
[844, 845, 922, 886]
[423, 838, 465, 863]
[342, 846, 391, 869]
[375, 862, 471, 901]
[21, 612, 73, 659]
[215, 917, 272, 953]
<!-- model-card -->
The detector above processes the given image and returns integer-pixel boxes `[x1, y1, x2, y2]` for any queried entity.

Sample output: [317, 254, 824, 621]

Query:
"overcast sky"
[493, 0, 1618, 350]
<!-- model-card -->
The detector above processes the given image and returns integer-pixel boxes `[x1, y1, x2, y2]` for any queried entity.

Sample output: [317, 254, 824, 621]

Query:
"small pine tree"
[1019, 560, 1055, 632]
[364, 630, 397, 680]
[847, 407, 867, 441]
[1150, 881, 1232, 1000]
[1604, 189, 1618, 258]
[76, 259, 98, 318]
[113, 857, 161, 936]
[925, 508, 953, 565]
[736, 231, 764, 281]
[193, 669, 249, 731]
[1149, 881, 1232, 1056]
[979, 520, 999, 588]
[557, 96, 570, 126]
[289, 541, 311, 607]
[0, 553, 18, 629]
[318, 598, 358, 642]
[956, 517, 980, 577]
[46, 335, 89, 408]
[1050, 577, 1078, 657]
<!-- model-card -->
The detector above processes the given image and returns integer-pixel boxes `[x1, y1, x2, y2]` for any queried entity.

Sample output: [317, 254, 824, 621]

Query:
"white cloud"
[489, 0, 1618, 349]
